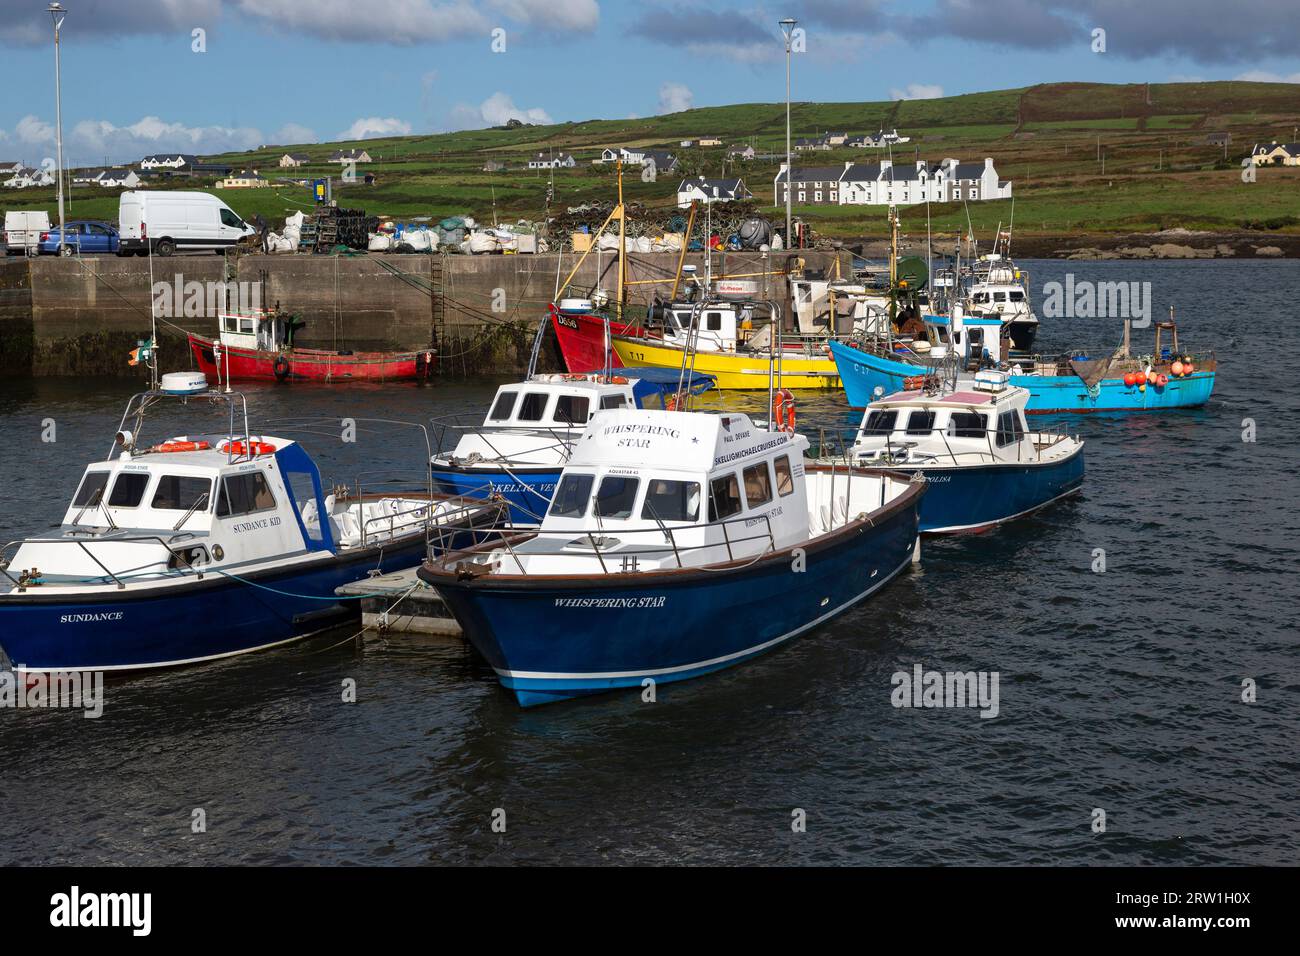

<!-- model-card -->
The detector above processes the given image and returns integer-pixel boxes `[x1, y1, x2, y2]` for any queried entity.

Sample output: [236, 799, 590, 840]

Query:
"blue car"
[39, 220, 120, 256]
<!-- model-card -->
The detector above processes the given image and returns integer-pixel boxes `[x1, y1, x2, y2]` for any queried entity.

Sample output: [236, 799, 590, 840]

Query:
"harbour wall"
[0, 250, 847, 378]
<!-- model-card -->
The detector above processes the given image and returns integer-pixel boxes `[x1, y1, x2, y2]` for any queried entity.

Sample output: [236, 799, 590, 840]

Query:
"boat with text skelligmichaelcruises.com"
[419, 406, 925, 707]
[0, 373, 496, 673]
[838, 370, 1085, 534]
[429, 369, 715, 526]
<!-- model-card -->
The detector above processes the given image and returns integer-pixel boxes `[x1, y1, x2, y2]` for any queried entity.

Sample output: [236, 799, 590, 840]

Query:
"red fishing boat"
[548, 300, 648, 372]
[188, 309, 435, 383]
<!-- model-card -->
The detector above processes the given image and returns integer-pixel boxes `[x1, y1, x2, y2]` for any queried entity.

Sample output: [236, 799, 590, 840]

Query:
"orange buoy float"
[1123, 372, 1137, 387]
[221, 439, 277, 456]
[1184, 361, 1195, 375]
[773, 388, 797, 433]
[156, 440, 210, 453]
[1156, 373, 1169, 387]
[1170, 360, 1185, 377]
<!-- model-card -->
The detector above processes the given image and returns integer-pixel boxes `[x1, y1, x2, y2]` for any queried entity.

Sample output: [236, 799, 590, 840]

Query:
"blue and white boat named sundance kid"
[841, 369, 1084, 534]
[829, 311, 1216, 414]
[429, 368, 714, 526]
[419, 406, 925, 707]
[0, 373, 496, 673]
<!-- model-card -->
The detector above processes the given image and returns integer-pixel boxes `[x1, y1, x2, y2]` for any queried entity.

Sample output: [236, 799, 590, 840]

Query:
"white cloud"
[657, 82, 694, 115]
[15, 115, 53, 145]
[273, 123, 317, 144]
[488, 0, 599, 31]
[235, 0, 489, 44]
[890, 83, 944, 100]
[1233, 70, 1300, 83]
[336, 117, 413, 140]
[4, 114, 266, 164]
[447, 92, 554, 130]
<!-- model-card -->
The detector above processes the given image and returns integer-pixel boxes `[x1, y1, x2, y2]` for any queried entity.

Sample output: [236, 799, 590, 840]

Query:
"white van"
[118, 190, 256, 256]
[4, 211, 52, 256]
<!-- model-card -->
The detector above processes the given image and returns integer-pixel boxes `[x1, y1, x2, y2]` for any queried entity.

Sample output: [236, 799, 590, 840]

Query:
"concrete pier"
[0, 248, 847, 377]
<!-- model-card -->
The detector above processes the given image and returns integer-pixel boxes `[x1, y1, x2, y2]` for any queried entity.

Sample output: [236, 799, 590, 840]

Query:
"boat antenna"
[145, 231, 159, 390]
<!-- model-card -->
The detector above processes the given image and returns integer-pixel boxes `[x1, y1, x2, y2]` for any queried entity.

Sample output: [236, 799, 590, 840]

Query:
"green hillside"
[5, 81, 1300, 242]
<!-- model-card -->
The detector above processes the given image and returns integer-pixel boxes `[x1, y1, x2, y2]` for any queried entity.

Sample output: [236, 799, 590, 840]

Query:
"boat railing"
[112, 388, 261, 466]
[436, 510, 777, 575]
[0, 532, 206, 592]
[429, 414, 581, 459]
[858, 419, 1078, 467]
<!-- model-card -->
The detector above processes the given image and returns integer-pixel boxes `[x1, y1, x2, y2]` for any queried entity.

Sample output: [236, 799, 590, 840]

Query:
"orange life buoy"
[221, 439, 277, 456]
[156, 440, 210, 453]
[773, 388, 796, 433]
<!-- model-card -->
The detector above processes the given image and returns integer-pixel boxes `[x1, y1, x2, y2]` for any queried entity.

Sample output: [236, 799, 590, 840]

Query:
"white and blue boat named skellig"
[429, 369, 714, 526]
[419, 406, 925, 707]
[0, 374, 496, 673]
[843, 370, 1085, 534]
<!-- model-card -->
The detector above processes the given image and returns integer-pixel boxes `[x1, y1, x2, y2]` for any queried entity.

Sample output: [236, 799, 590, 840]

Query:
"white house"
[676, 176, 752, 208]
[1251, 141, 1300, 166]
[527, 151, 576, 169]
[217, 168, 269, 188]
[93, 168, 141, 188]
[329, 148, 372, 164]
[140, 153, 197, 170]
[727, 144, 756, 161]
[2, 165, 54, 189]
[279, 153, 310, 167]
[776, 157, 1010, 207]
[0, 161, 22, 175]
[697, 136, 723, 147]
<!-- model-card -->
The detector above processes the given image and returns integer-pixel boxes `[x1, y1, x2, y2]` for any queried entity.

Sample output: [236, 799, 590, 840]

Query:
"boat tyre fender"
[273, 355, 290, 381]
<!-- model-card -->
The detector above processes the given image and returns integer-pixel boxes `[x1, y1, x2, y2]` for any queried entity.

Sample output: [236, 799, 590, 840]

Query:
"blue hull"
[424, 490, 922, 706]
[886, 450, 1084, 534]
[827, 340, 1216, 413]
[430, 465, 558, 527]
[0, 537, 426, 671]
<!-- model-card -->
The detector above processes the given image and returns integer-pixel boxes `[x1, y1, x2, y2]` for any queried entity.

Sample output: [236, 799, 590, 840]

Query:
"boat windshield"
[549, 473, 594, 518]
[640, 479, 700, 523]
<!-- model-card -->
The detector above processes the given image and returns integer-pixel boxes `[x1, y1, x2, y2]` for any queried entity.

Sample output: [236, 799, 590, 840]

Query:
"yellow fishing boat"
[610, 335, 841, 390]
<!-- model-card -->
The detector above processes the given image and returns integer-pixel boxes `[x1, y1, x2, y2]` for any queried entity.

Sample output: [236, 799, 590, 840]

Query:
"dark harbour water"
[0, 259, 1297, 866]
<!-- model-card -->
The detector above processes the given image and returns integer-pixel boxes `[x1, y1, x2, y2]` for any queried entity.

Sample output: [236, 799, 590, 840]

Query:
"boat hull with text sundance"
[0, 376, 494, 672]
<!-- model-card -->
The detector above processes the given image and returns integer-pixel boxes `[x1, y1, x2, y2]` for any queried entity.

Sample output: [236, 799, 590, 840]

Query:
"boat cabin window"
[222, 315, 240, 333]
[107, 472, 150, 508]
[641, 479, 700, 522]
[488, 390, 518, 421]
[600, 394, 628, 411]
[906, 410, 936, 435]
[152, 475, 213, 511]
[708, 474, 743, 522]
[973, 292, 990, 304]
[774, 455, 794, 497]
[549, 473, 594, 518]
[1009, 290, 1025, 302]
[993, 292, 1007, 302]
[554, 394, 590, 425]
[705, 312, 724, 332]
[593, 476, 639, 520]
[743, 463, 772, 508]
[861, 410, 898, 437]
[216, 471, 276, 517]
[517, 392, 550, 422]
[72, 470, 111, 507]
[996, 411, 1025, 447]
[949, 412, 987, 440]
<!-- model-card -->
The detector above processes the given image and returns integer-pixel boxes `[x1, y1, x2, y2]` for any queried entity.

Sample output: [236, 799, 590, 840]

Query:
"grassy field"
[4, 81, 1299, 243]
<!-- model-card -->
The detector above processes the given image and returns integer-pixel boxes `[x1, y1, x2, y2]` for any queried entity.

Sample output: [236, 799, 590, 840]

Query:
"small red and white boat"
[189, 309, 436, 383]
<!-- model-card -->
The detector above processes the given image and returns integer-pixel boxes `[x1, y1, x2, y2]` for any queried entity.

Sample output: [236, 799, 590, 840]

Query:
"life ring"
[773, 388, 796, 433]
[221, 439, 277, 456]
[157, 440, 210, 453]
[273, 355, 290, 381]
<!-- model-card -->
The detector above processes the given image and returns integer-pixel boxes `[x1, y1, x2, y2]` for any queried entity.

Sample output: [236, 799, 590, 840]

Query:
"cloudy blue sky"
[2, 0, 1298, 165]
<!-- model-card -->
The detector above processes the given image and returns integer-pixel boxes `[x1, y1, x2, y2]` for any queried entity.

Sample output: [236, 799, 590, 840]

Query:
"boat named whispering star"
[429, 369, 714, 526]
[838, 369, 1084, 534]
[0, 373, 497, 673]
[419, 406, 925, 707]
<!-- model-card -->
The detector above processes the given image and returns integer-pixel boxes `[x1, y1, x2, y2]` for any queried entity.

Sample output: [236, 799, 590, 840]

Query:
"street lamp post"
[779, 17, 796, 250]
[50, 3, 66, 256]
